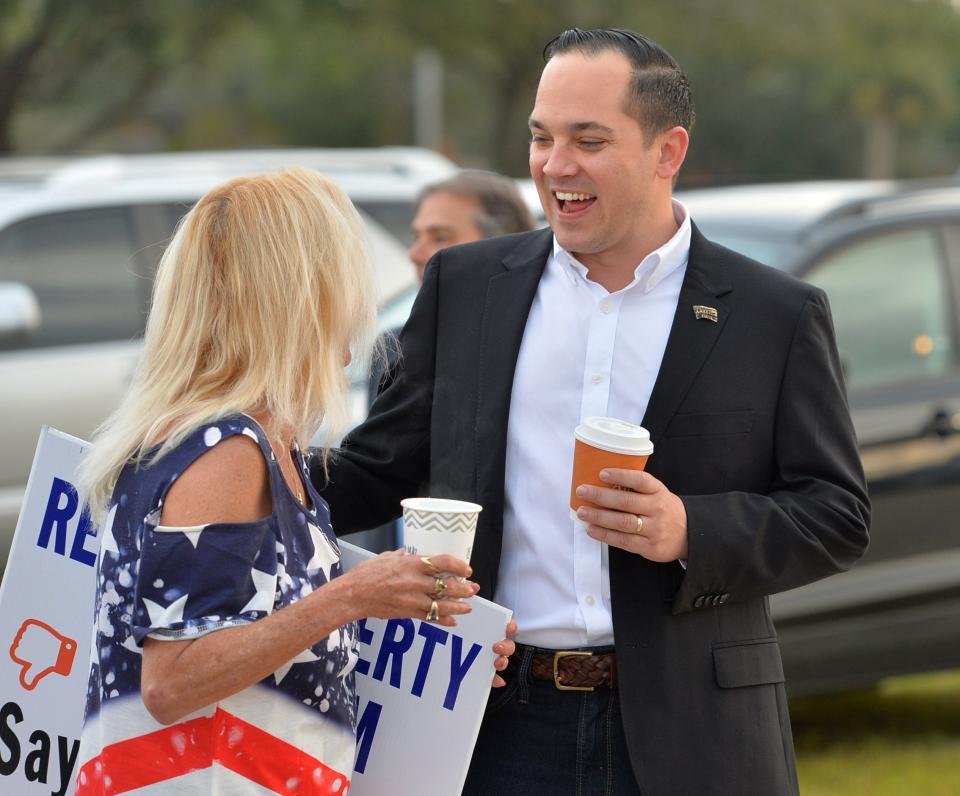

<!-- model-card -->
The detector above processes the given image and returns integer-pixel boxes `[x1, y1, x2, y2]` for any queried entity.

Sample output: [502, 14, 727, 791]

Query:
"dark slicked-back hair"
[543, 28, 695, 140]
[418, 170, 537, 238]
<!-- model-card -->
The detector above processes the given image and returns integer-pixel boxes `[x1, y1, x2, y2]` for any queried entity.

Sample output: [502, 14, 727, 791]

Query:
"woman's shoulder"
[160, 415, 273, 527]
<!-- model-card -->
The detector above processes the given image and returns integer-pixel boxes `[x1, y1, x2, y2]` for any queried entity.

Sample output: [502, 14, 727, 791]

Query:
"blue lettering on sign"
[372, 619, 415, 688]
[412, 624, 448, 697]
[354, 616, 486, 714]
[69, 506, 96, 566]
[353, 698, 382, 774]
[35, 477, 97, 567]
[36, 478, 76, 556]
[444, 636, 482, 711]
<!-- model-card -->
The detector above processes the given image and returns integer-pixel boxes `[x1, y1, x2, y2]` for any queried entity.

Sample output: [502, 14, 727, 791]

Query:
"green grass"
[791, 670, 960, 795]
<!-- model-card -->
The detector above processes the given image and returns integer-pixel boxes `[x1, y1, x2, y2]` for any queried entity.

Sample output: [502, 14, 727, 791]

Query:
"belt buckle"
[553, 650, 594, 692]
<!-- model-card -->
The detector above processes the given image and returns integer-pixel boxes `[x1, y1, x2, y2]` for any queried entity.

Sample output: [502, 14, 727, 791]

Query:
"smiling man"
[316, 28, 869, 795]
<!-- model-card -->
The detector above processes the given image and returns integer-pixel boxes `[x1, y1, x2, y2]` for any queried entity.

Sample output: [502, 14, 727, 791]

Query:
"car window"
[692, 222, 795, 267]
[805, 227, 952, 392]
[0, 207, 144, 350]
[377, 285, 418, 333]
[163, 201, 194, 232]
[354, 200, 416, 247]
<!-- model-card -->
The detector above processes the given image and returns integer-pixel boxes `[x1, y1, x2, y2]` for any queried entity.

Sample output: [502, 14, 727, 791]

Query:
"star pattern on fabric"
[100, 503, 120, 556]
[338, 648, 359, 680]
[141, 593, 189, 628]
[274, 646, 320, 685]
[240, 567, 277, 614]
[85, 416, 357, 746]
[305, 523, 338, 581]
[177, 525, 205, 549]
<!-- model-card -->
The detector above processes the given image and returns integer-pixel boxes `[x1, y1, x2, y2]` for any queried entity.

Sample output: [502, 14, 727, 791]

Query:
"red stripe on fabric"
[75, 708, 349, 795]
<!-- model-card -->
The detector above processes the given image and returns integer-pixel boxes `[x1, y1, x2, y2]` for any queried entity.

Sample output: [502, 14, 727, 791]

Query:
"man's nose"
[541, 144, 578, 178]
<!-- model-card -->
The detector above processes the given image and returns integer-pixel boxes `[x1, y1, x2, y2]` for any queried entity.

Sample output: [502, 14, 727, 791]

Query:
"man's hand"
[491, 619, 518, 688]
[575, 469, 688, 562]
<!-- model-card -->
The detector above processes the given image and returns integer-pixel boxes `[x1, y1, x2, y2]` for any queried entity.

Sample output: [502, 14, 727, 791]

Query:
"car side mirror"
[0, 282, 41, 345]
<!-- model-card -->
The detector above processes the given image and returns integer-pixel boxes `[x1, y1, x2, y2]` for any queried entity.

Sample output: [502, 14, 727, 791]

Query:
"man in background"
[371, 169, 536, 403]
[407, 169, 537, 283]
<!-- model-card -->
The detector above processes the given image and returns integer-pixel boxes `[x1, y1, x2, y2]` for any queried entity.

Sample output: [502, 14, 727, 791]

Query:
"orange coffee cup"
[570, 416, 654, 519]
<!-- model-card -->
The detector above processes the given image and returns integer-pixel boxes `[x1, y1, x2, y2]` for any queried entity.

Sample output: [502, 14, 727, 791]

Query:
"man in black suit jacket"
[315, 28, 869, 795]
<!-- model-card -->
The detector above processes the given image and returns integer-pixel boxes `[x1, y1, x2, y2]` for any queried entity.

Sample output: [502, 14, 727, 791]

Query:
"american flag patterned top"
[76, 414, 359, 795]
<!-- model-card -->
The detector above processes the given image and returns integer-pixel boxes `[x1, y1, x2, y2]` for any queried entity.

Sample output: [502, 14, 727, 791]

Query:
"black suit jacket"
[315, 225, 870, 796]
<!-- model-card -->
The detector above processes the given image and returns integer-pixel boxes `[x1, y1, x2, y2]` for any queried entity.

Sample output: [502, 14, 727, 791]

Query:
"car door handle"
[923, 408, 960, 438]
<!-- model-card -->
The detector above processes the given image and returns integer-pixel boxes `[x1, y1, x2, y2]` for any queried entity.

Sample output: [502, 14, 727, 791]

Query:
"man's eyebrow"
[527, 117, 614, 136]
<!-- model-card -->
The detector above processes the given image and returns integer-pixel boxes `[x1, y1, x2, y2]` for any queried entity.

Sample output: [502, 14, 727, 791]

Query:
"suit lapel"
[475, 229, 552, 518]
[642, 224, 734, 443]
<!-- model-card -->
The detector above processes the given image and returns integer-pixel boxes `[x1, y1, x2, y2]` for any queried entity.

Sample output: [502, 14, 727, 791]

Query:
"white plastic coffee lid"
[574, 417, 653, 455]
[401, 497, 483, 514]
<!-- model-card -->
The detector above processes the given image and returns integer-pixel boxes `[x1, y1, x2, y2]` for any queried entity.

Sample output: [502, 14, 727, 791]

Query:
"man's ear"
[655, 126, 689, 180]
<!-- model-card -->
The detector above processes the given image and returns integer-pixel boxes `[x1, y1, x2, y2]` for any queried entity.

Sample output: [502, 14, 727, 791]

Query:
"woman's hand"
[491, 619, 518, 687]
[340, 549, 478, 627]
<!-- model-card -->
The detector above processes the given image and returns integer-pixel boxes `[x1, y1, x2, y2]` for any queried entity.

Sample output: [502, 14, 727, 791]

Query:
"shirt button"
[585, 595, 595, 606]
[601, 302, 611, 314]
[591, 374, 603, 384]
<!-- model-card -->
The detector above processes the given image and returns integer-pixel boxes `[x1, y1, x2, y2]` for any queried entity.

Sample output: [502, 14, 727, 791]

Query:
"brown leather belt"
[510, 645, 617, 691]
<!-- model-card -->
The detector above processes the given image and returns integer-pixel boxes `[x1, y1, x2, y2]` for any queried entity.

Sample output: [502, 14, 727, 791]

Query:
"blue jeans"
[462, 646, 642, 796]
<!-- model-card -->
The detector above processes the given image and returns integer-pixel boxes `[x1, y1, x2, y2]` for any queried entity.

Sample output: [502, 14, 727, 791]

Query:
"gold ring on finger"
[431, 576, 447, 598]
[421, 555, 441, 574]
[636, 514, 644, 533]
[426, 600, 440, 622]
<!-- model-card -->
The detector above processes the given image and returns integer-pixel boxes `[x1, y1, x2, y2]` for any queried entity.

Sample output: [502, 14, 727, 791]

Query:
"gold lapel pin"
[693, 305, 719, 322]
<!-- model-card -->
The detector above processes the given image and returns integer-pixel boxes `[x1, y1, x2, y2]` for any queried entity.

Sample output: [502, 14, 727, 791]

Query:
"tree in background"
[2, 0, 959, 182]
[0, 0, 243, 154]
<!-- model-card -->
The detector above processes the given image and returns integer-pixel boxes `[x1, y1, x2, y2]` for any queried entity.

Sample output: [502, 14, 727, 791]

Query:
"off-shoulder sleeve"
[130, 516, 278, 644]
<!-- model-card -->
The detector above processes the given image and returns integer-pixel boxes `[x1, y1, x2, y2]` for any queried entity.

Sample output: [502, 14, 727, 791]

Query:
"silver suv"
[0, 148, 458, 561]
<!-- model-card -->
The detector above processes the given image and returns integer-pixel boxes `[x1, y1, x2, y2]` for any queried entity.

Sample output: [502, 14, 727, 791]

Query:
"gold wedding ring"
[421, 555, 441, 574]
[636, 514, 644, 533]
[431, 576, 447, 597]
[426, 600, 440, 622]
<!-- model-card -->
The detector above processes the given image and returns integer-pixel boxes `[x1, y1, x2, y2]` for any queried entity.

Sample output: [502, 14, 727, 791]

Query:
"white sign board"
[0, 429, 510, 796]
[339, 541, 511, 796]
[0, 428, 95, 796]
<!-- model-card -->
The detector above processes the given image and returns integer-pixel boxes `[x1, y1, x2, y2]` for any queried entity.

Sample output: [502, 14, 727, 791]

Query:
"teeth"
[555, 191, 594, 202]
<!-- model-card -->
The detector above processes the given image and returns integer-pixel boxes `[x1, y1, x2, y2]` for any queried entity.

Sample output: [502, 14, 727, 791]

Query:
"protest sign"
[0, 429, 511, 795]
[0, 428, 94, 796]
[339, 541, 511, 796]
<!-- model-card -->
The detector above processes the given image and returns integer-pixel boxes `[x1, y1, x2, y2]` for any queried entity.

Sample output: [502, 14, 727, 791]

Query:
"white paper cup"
[400, 497, 482, 564]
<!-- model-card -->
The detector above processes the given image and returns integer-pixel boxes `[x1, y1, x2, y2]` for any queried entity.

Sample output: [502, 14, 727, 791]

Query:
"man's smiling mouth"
[554, 191, 597, 214]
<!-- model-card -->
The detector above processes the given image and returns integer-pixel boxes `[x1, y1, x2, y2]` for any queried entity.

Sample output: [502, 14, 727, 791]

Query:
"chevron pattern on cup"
[402, 508, 478, 535]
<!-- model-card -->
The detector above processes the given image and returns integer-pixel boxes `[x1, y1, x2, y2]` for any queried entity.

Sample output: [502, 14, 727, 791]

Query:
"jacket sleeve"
[311, 255, 442, 534]
[673, 289, 870, 614]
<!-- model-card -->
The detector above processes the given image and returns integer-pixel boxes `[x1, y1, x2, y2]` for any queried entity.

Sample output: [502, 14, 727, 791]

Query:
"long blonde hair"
[79, 167, 377, 521]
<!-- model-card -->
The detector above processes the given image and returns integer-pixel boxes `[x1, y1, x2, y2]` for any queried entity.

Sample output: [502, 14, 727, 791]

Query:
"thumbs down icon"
[9, 618, 78, 691]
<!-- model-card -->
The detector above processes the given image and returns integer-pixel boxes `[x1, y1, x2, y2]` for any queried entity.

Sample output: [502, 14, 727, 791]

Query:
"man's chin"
[553, 230, 598, 258]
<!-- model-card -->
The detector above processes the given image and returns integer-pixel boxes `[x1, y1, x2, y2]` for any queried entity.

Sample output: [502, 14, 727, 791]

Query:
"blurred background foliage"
[1, 0, 959, 185]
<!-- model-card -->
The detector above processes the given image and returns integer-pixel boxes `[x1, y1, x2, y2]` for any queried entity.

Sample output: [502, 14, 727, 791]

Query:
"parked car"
[0, 148, 458, 563]
[363, 180, 960, 694]
[678, 181, 960, 694]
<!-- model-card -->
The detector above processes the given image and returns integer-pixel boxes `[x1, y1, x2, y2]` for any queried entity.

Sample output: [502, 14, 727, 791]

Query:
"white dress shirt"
[496, 201, 691, 648]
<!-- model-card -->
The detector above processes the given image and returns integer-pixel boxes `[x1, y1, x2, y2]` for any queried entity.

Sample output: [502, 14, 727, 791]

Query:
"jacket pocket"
[665, 410, 754, 438]
[713, 637, 784, 688]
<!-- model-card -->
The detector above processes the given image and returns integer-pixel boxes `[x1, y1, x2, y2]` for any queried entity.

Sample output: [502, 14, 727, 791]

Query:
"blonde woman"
[74, 169, 504, 794]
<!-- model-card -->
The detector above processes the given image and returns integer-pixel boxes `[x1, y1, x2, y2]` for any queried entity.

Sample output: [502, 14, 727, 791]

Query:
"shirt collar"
[553, 199, 691, 294]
